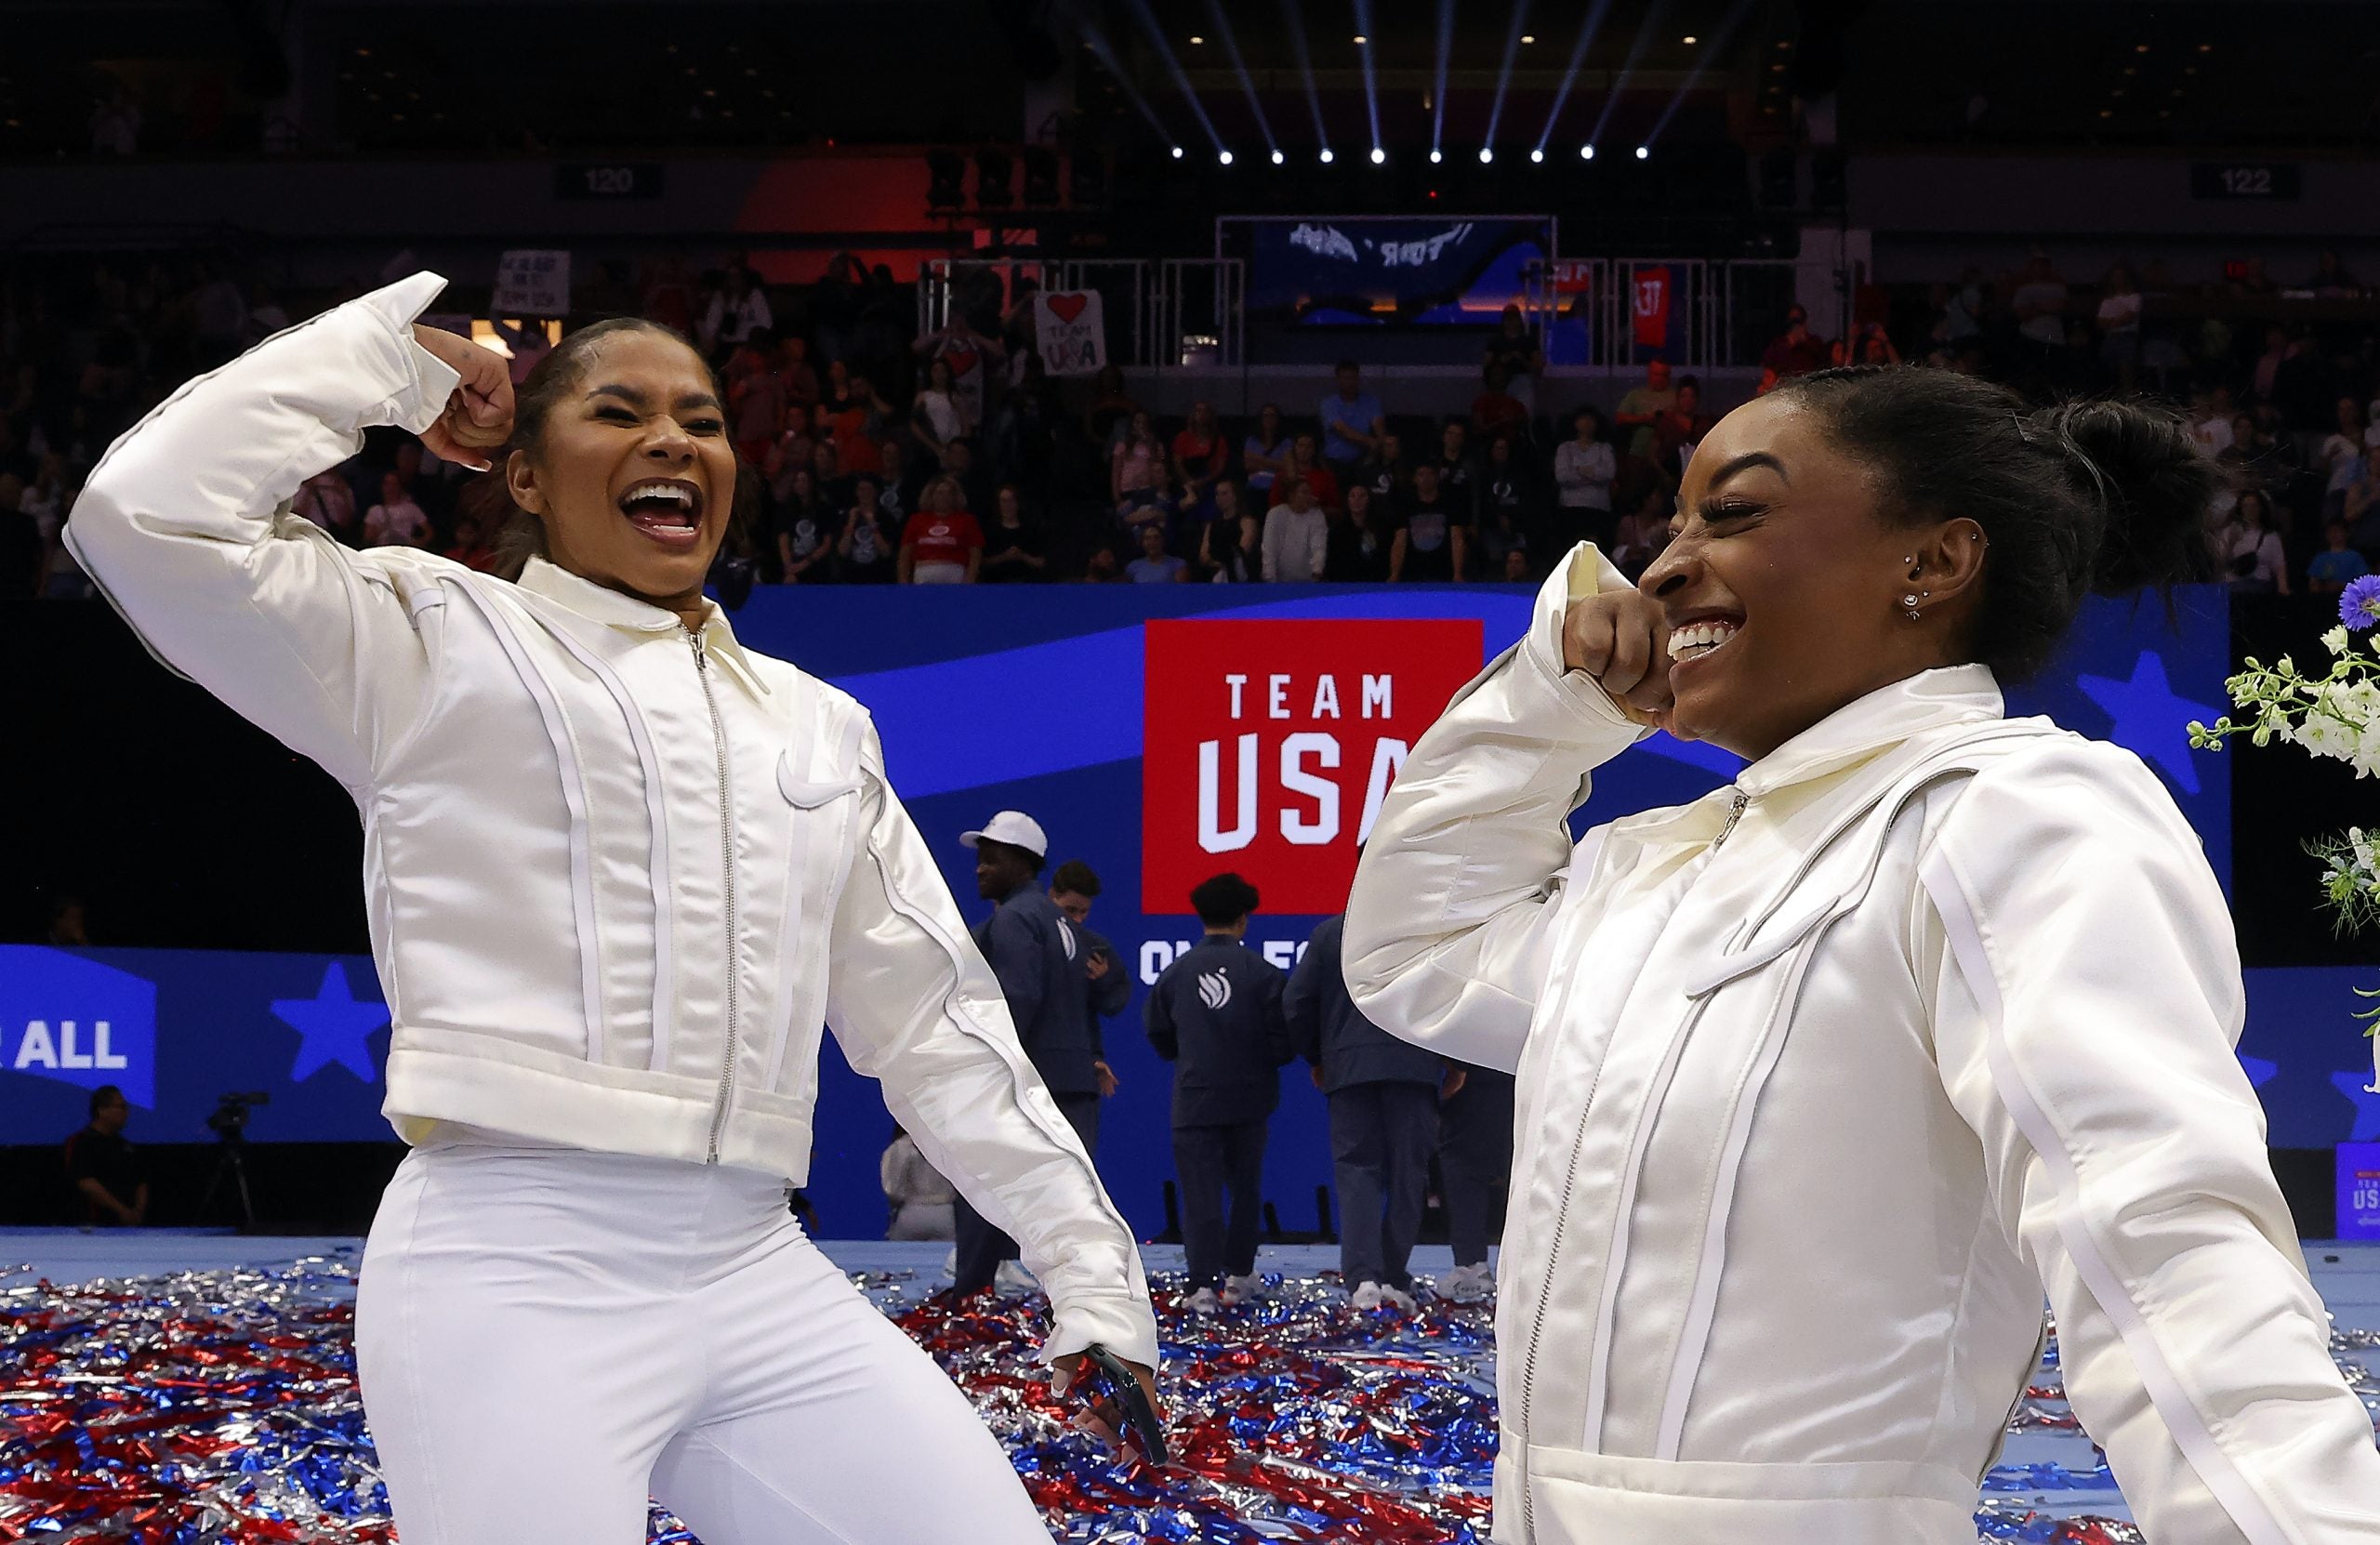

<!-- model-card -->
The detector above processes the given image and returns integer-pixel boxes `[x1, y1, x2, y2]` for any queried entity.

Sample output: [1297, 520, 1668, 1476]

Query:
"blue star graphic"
[2240, 1054, 2279, 1089]
[271, 962, 390, 1084]
[2076, 650, 2218, 795]
[2332, 1070, 2380, 1142]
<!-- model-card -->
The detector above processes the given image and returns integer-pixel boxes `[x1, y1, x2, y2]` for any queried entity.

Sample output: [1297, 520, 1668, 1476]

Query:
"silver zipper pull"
[687, 628, 707, 669]
[1712, 791, 1749, 850]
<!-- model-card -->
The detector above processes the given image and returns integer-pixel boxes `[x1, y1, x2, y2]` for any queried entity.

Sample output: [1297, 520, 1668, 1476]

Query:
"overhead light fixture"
[1479, 147, 1494, 163]
[1429, 148, 1444, 164]
[1522, 33, 1537, 44]
[1530, 148, 1544, 163]
[2098, 109, 2113, 118]
[1580, 142, 1595, 159]
[1320, 147, 1336, 163]
[2196, 42, 2213, 52]
[1189, 34, 1204, 45]
[1171, 145, 1185, 159]
[1219, 149, 1234, 165]
[1684, 34, 1699, 44]
[1369, 146, 1385, 165]
[1271, 149, 1285, 165]
[1353, 34, 1368, 44]
[1634, 145, 1649, 159]
[2134, 42, 2149, 52]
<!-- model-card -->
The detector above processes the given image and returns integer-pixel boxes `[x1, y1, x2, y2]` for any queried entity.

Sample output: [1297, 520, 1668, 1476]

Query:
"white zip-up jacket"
[1346, 549, 2380, 1545]
[64, 274, 1157, 1368]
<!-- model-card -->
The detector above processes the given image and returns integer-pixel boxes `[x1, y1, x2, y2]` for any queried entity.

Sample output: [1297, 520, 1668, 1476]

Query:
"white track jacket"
[1345, 550, 2380, 1544]
[64, 274, 1156, 1368]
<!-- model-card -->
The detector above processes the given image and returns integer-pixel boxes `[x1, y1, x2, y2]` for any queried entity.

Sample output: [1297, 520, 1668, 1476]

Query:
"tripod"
[197, 1131, 257, 1232]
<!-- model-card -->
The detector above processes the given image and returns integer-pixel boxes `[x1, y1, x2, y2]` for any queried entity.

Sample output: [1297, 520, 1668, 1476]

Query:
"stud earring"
[1902, 591, 1922, 622]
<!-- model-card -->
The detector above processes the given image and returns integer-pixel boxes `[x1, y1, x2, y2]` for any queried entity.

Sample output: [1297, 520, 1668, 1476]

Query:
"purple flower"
[2344, 574, 2380, 633]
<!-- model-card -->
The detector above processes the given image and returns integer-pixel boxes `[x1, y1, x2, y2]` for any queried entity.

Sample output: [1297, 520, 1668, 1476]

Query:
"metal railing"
[1520, 257, 1813, 372]
[919, 257, 1245, 372]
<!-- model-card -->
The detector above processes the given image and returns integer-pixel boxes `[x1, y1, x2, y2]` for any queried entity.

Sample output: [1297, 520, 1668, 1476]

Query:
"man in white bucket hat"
[952, 811, 1106, 1295]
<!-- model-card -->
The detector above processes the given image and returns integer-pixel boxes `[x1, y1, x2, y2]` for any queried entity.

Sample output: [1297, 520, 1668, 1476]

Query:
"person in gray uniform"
[1287, 911, 1450, 1312]
[1145, 873, 1294, 1314]
[951, 810, 1103, 1295]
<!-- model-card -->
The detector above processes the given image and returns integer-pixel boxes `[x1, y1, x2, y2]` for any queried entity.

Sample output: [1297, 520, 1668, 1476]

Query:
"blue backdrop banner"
[7, 581, 2360, 1243]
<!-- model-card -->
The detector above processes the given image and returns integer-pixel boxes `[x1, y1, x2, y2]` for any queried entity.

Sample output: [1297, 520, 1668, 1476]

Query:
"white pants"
[356, 1144, 1054, 1545]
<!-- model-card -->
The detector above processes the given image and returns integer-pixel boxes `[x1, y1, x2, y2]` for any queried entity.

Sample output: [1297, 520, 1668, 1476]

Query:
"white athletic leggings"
[355, 1142, 1057, 1545]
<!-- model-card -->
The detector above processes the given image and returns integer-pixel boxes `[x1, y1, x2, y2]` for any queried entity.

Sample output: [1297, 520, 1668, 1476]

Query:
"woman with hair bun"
[62, 274, 1157, 1544]
[1346, 366, 2380, 1544]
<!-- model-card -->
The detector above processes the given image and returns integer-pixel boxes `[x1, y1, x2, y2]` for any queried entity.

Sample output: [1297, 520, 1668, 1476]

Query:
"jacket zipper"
[1712, 789, 1749, 849]
[1516, 790, 1744, 1541]
[690, 627, 740, 1164]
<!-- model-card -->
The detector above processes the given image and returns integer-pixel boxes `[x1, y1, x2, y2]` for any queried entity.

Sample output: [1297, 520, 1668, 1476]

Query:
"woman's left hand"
[1051, 1353, 1164, 1458]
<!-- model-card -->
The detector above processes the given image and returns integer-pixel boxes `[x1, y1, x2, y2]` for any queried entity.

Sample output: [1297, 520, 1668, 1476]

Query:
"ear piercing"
[1902, 587, 1932, 622]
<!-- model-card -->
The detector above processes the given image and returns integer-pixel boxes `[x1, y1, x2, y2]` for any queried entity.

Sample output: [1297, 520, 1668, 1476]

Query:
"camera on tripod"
[200, 1092, 270, 1231]
[205, 1090, 271, 1141]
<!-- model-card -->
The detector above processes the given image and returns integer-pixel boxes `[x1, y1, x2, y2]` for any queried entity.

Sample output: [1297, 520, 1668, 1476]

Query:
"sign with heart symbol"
[1034, 289, 1108, 376]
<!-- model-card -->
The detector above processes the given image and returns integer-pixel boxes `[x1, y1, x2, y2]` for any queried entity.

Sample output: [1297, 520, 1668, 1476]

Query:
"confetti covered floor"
[0, 1232, 2373, 1543]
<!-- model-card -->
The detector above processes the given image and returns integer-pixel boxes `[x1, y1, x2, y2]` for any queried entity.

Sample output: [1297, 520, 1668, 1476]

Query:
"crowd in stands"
[4, 247, 2377, 601]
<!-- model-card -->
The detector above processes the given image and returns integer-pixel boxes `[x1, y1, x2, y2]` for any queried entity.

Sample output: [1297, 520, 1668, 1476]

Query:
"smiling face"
[1638, 393, 1977, 759]
[504, 328, 736, 614]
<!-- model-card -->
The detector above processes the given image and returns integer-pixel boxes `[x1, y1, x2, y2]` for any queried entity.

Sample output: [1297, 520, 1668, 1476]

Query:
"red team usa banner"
[1141, 619, 1486, 915]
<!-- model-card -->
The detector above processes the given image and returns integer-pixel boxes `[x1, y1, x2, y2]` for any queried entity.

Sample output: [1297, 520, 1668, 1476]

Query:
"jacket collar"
[516, 557, 771, 697]
[1613, 665, 2004, 850]
[1734, 663, 2003, 798]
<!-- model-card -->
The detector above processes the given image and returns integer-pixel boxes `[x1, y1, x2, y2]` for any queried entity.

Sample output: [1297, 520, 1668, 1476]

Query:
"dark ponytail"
[480, 316, 716, 581]
[1770, 366, 2223, 680]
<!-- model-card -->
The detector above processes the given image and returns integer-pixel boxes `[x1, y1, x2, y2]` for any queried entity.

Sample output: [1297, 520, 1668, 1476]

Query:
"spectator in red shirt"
[1470, 362, 1529, 443]
[1285, 431, 1339, 512]
[443, 510, 498, 573]
[1760, 304, 1831, 379]
[1172, 402, 1225, 516]
[774, 336, 821, 410]
[899, 476, 984, 585]
[726, 343, 786, 468]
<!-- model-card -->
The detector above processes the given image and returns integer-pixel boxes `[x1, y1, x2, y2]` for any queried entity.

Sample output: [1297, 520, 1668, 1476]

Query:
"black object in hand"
[1073, 1342, 1167, 1465]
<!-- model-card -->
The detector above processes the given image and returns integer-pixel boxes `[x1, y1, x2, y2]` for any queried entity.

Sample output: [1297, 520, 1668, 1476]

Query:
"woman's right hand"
[1561, 588, 1673, 726]
[410, 324, 515, 471]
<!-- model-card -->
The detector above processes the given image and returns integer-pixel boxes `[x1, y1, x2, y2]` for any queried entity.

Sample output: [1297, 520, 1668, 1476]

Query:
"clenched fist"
[410, 324, 515, 471]
[1561, 587, 1673, 728]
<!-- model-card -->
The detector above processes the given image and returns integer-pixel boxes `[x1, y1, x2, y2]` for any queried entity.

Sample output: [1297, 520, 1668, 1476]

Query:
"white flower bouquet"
[2188, 576, 2380, 1044]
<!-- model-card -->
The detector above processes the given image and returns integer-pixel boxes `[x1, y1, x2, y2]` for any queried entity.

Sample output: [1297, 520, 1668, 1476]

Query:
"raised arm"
[824, 719, 1157, 1368]
[1342, 546, 1649, 1071]
[62, 273, 481, 790]
[1920, 741, 2380, 1542]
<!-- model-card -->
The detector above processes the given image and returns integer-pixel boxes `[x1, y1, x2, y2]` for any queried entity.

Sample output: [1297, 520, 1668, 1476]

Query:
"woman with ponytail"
[62, 275, 1157, 1544]
[1346, 366, 2380, 1544]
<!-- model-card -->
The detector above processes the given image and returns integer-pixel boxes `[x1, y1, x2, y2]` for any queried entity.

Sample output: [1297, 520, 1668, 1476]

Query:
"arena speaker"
[1022, 147, 1063, 206]
[927, 150, 968, 212]
[975, 149, 1017, 210]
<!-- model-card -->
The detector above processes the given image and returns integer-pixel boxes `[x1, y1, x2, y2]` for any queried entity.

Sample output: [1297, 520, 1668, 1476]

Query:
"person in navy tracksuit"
[1287, 911, 1450, 1311]
[952, 810, 1104, 1295]
[1145, 873, 1294, 1311]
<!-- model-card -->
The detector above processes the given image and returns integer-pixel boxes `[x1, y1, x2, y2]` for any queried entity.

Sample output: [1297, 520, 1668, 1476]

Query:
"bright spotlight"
[1581, 143, 1595, 160]
[1530, 148, 1544, 163]
[1479, 147, 1494, 164]
[1634, 145, 1649, 160]
[1429, 148, 1444, 164]
[1353, 33, 1368, 44]
[1219, 150, 1235, 165]
[1319, 148, 1335, 164]
[1369, 146, 1386, 165]
[1190, 34, 1205, 45]
[1683, 34, 1699, 44]
[1271, 149, 1285, 165]
[1171, 145, 1185, 159]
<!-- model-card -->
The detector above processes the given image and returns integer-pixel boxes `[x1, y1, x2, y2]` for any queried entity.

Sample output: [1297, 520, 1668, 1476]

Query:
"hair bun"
[2026, 399, 2224, 595]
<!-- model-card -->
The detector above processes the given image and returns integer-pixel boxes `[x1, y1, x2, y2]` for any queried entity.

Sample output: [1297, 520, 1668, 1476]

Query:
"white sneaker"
[1222, 1273, 1266, 1305]
[1376, 1283, 1418, 1314]
[1350, 1280, 1384, 1311]
[1183, 1287, 1222, 1315]
[993, 1260, 1039, 1295]
[1438, 1261, 1496, 1303]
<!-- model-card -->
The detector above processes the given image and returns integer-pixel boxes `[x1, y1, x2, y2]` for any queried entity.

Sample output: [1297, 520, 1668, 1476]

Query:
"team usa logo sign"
[1141, 619, 1484, 914]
